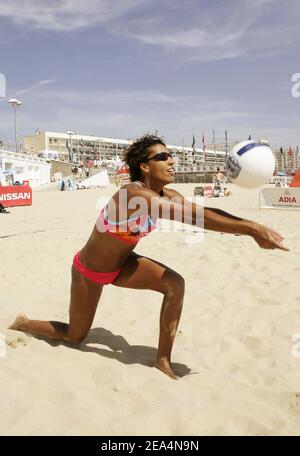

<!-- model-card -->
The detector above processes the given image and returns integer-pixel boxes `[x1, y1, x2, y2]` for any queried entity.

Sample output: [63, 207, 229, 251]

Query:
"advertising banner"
[0, 185, 32, 207]
[260, 188, 300, 210]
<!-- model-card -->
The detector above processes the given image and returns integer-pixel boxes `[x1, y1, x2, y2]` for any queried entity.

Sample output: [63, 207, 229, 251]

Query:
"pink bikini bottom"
[73, 252, 122, 285]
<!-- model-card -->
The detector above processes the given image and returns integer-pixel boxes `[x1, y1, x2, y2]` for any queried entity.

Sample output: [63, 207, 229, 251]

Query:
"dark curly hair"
[124, 134, 166, 182]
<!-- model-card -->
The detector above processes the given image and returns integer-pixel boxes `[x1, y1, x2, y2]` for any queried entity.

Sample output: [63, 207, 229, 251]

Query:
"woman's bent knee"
[65, 333, 87, 345]
[164, 273, 185, 298]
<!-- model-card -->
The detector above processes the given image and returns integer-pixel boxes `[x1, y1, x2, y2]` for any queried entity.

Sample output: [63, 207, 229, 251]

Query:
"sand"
[1, 183, 300, 436]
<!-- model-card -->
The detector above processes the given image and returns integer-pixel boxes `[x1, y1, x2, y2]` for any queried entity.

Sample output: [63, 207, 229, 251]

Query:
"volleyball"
[225, 140, 275, 188]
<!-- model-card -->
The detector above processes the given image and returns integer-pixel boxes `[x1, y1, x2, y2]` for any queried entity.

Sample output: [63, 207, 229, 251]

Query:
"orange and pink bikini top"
[96, 181, 159, 245]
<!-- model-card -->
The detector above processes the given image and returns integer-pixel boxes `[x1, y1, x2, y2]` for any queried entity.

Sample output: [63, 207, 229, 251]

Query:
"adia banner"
[260, 187, 300, 210]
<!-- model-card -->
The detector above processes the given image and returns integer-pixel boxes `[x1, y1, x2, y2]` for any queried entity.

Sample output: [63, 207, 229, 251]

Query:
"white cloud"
[0, 0, 143, 31]
[15, 79, 56, 97]
[0, 79, 56, 101]
[113, 0, 300, 61]
[1, 0, 299, 61]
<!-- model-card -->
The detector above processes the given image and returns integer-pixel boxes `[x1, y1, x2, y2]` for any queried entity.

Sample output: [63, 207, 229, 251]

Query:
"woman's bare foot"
[8, 314, 29, 331]
[155, 357, 178, 380]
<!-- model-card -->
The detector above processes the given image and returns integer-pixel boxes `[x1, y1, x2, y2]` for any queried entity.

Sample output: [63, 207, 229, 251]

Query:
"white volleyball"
[225, 140, 275, 188]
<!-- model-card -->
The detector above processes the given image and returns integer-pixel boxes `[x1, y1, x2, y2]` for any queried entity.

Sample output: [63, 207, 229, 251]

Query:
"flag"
[225, 130, 228, 156]
[248, 134, 252, 140]
[280, 147, 286, 169]
[181, 138, 185, 167]
[191, 133, 195, 149]
[181, 139, 186, 182]
[212, 129, 217, 164]
[288, 147, 293, 157]
[201, 132, 206, 162]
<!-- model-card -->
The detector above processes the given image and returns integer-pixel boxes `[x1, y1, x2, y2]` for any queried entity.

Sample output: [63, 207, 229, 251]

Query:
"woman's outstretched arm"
[127, 186, 289, 251]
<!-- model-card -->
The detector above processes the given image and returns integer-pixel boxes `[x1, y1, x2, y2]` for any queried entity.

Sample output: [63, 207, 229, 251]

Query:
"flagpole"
[280, 147, 286, 171]
[202, 132, 206, 164]
[182, 139, 185, 183]
[284, 148, 287, 171]
[191, 133, 196, 175]
[292, 147, 296, 171]
[213, 129, 216, 170]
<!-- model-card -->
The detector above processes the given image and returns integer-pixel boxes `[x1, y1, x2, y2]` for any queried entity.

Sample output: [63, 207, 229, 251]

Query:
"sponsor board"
[0, 185, 32, 207]
[203, 185, 213, 197]
[117, 163, 131, 186]
[260, 187, 300, 210]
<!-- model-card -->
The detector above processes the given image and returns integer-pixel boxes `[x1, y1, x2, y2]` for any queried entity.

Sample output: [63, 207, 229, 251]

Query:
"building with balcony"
[23, 131, 229, 174]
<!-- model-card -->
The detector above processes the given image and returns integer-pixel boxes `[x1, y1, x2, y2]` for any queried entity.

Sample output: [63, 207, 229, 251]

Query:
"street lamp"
[67, 130, 74, 162]
[8, 98, 22, 153]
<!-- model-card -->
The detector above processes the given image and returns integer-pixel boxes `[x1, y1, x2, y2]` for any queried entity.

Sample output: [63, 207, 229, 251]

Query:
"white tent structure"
[80, 169, 110, 188]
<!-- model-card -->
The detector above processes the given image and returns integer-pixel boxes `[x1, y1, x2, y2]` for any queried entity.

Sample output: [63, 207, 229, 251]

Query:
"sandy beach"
[1, 183, 300, 436]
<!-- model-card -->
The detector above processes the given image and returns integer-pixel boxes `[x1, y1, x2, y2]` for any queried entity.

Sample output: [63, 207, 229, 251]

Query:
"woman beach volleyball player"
[10, 135, 289, 379]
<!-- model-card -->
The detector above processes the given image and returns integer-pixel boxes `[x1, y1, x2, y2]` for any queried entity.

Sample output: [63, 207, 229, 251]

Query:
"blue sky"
[0, 0, 299, 148]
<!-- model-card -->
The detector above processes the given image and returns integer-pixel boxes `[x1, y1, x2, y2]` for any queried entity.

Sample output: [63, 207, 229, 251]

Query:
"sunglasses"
[146, 152, 173, 162]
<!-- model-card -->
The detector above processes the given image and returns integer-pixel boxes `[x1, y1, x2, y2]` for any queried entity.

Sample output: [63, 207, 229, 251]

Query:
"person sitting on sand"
[0, 203, 9, 214]
[9, 134, 289, 379]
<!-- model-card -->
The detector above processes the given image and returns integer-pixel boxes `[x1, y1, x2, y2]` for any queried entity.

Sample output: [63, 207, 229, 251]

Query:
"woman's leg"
[9, 266, 103, 344]
[112, 252, 185, 379]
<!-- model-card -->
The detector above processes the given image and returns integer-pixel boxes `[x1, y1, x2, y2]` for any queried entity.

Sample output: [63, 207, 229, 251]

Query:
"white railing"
[0, 148, 48, 164]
